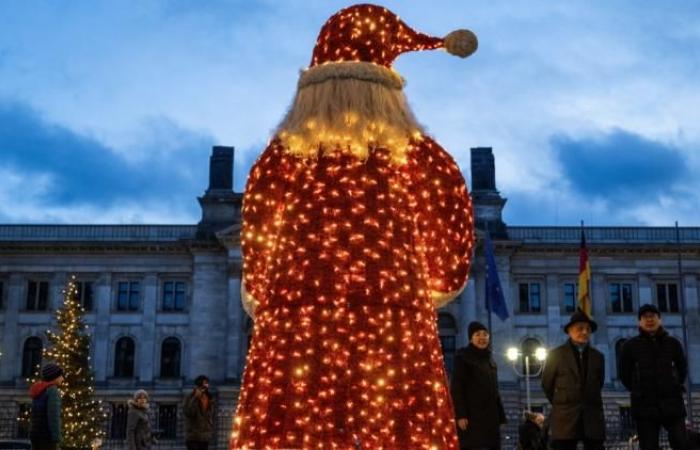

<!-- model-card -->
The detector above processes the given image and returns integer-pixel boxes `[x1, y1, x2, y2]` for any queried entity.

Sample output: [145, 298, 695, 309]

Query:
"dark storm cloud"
[552, 129, 690, 205]
[0, 101, 216, 218]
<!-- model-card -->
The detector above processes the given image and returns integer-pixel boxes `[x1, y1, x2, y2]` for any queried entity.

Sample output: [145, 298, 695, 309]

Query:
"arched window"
[22, 337, 43, 378]
[521, 337, 543, 376]
[615, 338, 628, 380]
[114, 337, 135, 378]
[160, 337, 181, 378]
[438, 313, 458, 376]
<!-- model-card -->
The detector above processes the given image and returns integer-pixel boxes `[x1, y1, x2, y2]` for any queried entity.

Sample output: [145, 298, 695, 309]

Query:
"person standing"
[29, 363, 65, 450]
[541, 310, 605, 450]
[126, 389, 153, 450]
[184, 375, 215, 450]
[450, 321, 507, 450]
[619, 304, 688, 450]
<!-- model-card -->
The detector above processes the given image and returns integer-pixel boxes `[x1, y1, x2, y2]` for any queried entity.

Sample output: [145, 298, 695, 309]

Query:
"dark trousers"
[186, 441, 210, 450]
[637, 417, 688, 450]
[551, 439, 604, 450]
[31, 441, 57, 450]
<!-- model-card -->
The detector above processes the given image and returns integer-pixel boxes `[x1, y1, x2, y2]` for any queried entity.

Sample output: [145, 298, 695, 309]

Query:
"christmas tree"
[39, 276, 106, 449]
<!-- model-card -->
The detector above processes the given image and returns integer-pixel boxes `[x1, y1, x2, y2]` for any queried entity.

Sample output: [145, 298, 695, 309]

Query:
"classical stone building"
[0, 146, 698, 448]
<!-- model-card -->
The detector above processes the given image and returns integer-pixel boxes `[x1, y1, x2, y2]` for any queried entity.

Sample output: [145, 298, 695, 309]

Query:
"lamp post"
[506, 346, 547, 411]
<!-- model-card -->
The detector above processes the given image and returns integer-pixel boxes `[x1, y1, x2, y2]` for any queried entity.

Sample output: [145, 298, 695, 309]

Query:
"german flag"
[578, 228, 592, 317]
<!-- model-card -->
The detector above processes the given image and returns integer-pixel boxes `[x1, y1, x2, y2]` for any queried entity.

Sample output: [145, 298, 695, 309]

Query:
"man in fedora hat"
[542, 310, 606, 449]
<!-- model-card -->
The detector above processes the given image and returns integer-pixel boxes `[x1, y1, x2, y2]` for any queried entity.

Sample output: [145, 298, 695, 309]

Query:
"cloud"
[0, 101, 216, 223]
[0, 1, 699, 225]
[552, 129, 691, 204]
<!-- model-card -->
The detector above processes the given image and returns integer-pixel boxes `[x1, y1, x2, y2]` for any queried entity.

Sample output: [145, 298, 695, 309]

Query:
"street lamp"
[506, 345, 548, 411]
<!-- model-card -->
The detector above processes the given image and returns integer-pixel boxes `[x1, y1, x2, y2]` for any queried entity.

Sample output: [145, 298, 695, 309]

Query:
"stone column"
[0, 274, 23, 381]
[591, 273, 612, 383]
[546, 274, 561, 347]
[226, 248, 244, 380]
[683, 274, 699, 386]
[93, 273, 111, 382]
[638, 273, 652, 305]
[139, 274, 158, 382]
[458, 276, 477, 347]
[189, 252, 229, 382]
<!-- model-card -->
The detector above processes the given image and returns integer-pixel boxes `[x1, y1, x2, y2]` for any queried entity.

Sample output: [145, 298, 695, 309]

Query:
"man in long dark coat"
[619, 304, 688, 450]
[542, 310, 605, 450]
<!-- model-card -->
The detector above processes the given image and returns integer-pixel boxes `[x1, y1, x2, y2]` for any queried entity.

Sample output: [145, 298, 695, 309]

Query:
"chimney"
[207, 146, 234, 192]
[470, 147, 508, 238]
[197, 146, 243, 238]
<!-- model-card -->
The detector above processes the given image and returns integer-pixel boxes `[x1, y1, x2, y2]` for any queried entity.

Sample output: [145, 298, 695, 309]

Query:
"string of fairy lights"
[231, 3, 476, 448]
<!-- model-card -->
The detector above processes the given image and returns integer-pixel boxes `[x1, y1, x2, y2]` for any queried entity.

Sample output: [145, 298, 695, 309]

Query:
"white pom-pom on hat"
[444, 29, 478, 58]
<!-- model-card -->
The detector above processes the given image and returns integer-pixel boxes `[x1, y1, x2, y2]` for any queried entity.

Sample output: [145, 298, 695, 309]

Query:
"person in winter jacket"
[184, 375, 215, 450]
[29, 363, 64, 450]
[542, 310, 605, 450]
[126, 389, 153, 450]
[518, 411, 548, 450]
[619, 304, 689, 450]
[450, 321, 507, 450]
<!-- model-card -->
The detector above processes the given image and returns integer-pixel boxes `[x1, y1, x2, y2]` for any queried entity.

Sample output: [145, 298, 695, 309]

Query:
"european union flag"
[485, 231, 509, 321]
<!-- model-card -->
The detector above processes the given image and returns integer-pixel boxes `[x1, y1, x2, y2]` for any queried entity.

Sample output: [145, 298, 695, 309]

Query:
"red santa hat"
[277, 3, 478, 161]
[310, 3, 477, 68]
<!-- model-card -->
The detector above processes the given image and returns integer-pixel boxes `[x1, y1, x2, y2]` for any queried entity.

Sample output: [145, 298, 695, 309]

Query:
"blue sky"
[1, 1, 699, 225]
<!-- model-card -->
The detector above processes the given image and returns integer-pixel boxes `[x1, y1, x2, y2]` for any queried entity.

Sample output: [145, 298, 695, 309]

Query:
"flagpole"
[675, 221, 693, 419]
[485, 224, 494, 347]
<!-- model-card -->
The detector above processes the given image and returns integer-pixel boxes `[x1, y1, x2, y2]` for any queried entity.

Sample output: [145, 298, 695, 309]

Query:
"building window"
[114, 337, 135, 378]
[157, 404, 178, 439]
[16, 403, 31, 439]
[75, 281, 94, 311]
[437, 313, 458, 377]
[162, 281, 186, 311]
[26, 280, 49, 311]
[562, 283, 577, 313]
[160, 337, 181, 378]
[110, 403, 128, 439]
[519, 282, 542, 313]
[615, 339, 627, 380]
[656, 283, 679, 313]
[609, 283, 633, 313]
[116, 281, 140, 311]
[22, 337, 43, 378]
[521, 337, 543, 376]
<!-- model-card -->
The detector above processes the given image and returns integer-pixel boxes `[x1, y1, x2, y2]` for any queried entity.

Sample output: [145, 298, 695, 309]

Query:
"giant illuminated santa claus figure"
[232, 4, 477, 449]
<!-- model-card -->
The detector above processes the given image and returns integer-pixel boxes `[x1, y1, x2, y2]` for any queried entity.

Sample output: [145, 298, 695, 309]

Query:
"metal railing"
[0, 225, 198, 242]
[507, 226, 700, 244]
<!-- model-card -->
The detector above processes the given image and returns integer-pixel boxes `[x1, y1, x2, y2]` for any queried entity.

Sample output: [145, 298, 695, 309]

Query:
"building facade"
[0, 146, 698, 448]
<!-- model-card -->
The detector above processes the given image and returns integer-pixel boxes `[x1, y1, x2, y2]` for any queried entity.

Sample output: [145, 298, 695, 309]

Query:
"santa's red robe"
[232, 136, 473, 449]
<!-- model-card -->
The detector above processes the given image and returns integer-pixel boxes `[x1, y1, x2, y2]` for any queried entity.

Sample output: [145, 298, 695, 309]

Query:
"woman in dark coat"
[450, 321, 506, 450]
[126, 389, 153, 450]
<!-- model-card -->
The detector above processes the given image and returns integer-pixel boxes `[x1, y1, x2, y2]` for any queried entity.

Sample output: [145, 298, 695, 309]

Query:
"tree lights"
[232, 4, 478, 448]
[23, 276, 107, 449]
